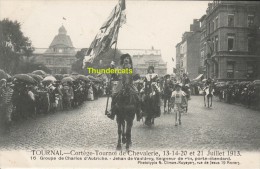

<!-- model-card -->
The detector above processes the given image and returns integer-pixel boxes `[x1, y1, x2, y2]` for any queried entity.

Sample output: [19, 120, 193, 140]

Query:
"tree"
[17, 62, 51, 74]
[0, 18, 34, 74]
[75, 48, 88, 60]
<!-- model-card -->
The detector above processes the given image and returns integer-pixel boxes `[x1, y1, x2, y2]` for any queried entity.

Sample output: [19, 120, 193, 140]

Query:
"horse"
[111, 54, 140, 150]
[162, 79, 174, 114]
[203, 84, 214, 108]
[113, 85, 138, 150]
[141, 83, 161, 126]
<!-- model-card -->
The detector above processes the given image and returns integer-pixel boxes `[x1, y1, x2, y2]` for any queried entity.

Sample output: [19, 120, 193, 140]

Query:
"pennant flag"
[83, 0, 126, 68]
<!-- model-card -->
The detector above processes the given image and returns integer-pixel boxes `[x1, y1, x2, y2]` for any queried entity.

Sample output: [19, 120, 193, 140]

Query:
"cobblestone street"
[0, 96, 259, 151]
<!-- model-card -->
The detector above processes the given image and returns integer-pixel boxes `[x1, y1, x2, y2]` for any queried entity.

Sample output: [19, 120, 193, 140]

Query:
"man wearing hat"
[107, 54, 141, 121]
[163, 74, 174, 113]
[140, 65, 161, 126]
[171, 83, 187, 126]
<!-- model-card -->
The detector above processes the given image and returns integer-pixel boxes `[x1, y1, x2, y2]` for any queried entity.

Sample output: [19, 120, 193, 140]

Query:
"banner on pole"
[83, 0, 126, 68]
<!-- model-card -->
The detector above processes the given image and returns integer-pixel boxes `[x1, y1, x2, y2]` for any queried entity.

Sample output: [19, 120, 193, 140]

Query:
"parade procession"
[0, 0, 260, 154]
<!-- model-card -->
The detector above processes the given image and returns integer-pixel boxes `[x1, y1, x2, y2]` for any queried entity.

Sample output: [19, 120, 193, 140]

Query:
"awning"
[193, 74, 203, 81]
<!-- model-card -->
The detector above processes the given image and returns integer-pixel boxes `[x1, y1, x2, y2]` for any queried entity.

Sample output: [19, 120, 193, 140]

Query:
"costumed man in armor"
[107, 54, 141, 121]
[140, 66, 161, 126]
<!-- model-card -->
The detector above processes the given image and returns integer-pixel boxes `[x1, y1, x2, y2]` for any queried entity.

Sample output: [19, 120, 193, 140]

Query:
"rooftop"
[49, 25, 74, 48]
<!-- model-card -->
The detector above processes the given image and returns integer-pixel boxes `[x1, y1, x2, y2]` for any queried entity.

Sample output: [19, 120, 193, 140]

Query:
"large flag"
[83, 0, 126, 67]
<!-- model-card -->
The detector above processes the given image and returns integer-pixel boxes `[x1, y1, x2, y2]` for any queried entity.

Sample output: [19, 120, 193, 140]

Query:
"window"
[227, 61, 235, 78]
[58, 58, 63, 64]
[180, 60, 183, 67]
[248, 36, 254, 52]
[227, 35, 234, 51]
[212, 38, 215, 52]
[46, 58, 52, 65]
[200, 51, 205, 66]
[148, 62, 157, 67]
[248, 15, 254, 27]
[215, 17, 219, 29]
[228, 14, 234, 27]
[212, 20, 215, 31]
[247, 62, 256, 78]
[215, 36, 219, 52]
[247, 63, 254, 75]
[206, 40, 214, 55]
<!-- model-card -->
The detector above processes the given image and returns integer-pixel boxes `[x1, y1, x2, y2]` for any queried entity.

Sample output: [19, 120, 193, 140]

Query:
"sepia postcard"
[0, 0, 259, 168]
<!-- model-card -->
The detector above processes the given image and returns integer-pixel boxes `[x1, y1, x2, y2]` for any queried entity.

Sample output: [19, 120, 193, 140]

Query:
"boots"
[136, 103, 142, 122]
[107, 97, 116, 120]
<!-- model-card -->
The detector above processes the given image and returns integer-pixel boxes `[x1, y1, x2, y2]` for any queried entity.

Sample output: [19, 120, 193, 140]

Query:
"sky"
[0, 0, 209, 73]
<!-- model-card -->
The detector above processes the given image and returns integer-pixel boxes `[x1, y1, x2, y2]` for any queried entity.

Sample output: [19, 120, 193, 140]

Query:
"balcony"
[214, 51, 259, 57]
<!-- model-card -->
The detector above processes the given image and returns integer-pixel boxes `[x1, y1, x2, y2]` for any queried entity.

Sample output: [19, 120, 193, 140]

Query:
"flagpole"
[112, 11, 122, 61]
[105, 2, 123, 115]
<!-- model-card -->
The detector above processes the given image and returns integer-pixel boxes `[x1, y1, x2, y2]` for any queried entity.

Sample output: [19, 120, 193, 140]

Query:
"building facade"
[121, 48, 167, 77]
[35, 25, 77, 74]
[200, 1, 260, 81]
[175, 19, 201, 80]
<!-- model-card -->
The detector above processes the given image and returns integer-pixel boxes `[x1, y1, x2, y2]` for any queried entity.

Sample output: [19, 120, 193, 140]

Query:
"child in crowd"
[171, 83, 187, 126]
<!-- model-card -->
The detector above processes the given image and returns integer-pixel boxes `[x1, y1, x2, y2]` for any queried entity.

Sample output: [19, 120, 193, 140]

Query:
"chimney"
[190, 19, 200, 32]
[208, 3, 213, 11]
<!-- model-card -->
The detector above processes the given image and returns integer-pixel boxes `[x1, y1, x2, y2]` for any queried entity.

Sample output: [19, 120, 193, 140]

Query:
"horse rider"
[141, 65, 160, 97]
[107, 54, 141, 121]
[140, 65, 161, 125]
